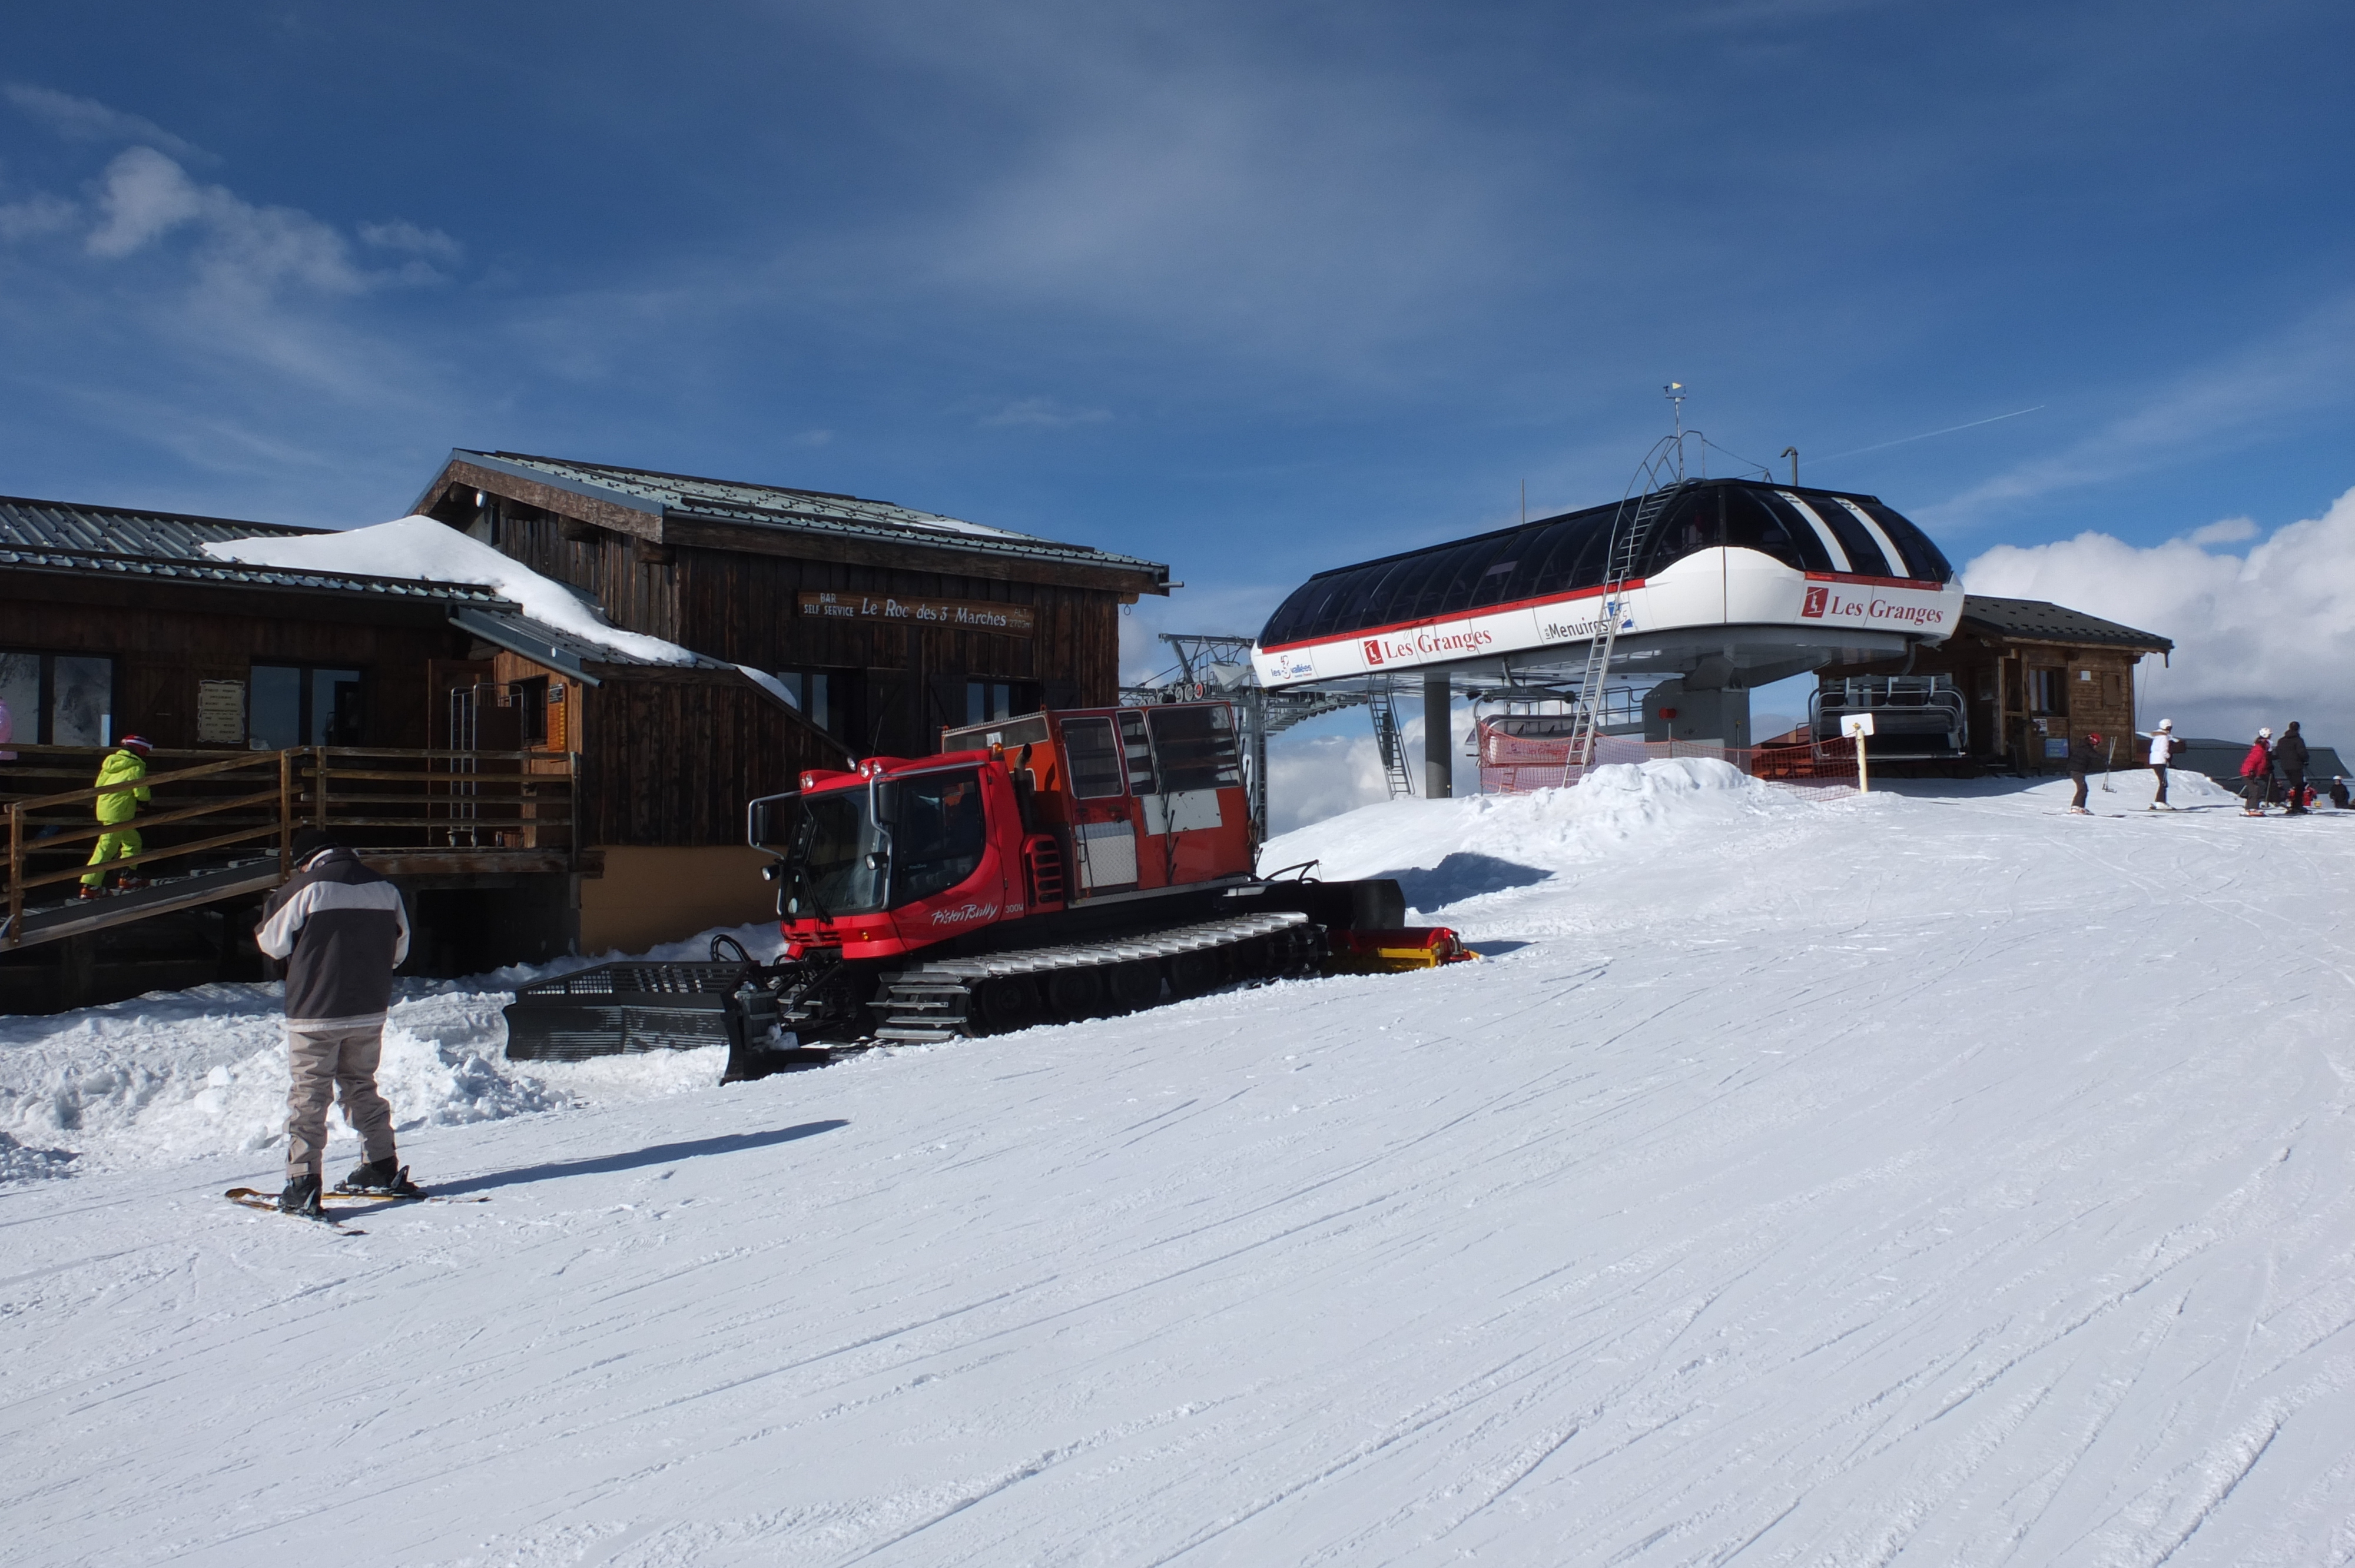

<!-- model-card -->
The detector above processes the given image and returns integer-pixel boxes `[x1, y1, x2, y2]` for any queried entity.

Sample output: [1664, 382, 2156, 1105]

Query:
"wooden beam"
[429, 459, 666, 543]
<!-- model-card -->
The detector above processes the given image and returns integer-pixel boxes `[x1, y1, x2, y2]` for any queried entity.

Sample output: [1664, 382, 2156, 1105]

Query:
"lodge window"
[251, 664, 365, 749]
[0, 649, 116, 746]
[967, 679, 1040, 726]
[2026, 667, 2064, 715]
[774, 669, 843, 735]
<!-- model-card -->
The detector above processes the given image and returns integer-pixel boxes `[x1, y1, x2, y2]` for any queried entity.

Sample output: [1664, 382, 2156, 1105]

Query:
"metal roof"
[432, 450, 1169, 580]
[0, 540, 513, 607]
[1959, 595, 2172, 652]
[0, 494, 320, 560]
[449, 607, 738, 685]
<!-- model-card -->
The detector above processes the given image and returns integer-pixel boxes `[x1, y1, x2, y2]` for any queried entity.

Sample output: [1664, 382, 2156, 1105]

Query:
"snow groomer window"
[1117, 710, 1157, 795]
[890, 768, 988, 904]
[1145, 706, 1242, 792]
[1061, 717, 1126, 799]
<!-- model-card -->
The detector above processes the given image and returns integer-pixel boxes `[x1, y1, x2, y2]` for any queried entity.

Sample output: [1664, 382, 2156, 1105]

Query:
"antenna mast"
[1664, 382, 1688, 480]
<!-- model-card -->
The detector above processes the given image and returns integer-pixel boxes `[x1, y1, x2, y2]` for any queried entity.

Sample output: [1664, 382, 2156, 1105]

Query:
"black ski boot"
[339, 1157, 420, 1197]
[278, 1172, 324, 1215]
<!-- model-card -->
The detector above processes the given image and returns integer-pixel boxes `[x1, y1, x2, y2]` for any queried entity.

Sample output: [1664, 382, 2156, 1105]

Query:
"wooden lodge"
[1813, 594, 2175, 772]
[3, 466, 1167, 1010]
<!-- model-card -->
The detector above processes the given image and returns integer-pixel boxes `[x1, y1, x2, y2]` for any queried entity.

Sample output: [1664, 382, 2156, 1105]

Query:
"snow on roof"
[203, 515, 700, 667]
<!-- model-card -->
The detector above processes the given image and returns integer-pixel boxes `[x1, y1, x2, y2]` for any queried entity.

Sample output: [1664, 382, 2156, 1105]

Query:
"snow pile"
[1265, 756, 1791, 915]
[201, 514, 701, 666]
[0, 921, 784, 1180]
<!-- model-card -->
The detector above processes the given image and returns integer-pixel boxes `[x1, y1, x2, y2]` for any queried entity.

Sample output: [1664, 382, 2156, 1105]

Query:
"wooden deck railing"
[3, 745, 576, 949]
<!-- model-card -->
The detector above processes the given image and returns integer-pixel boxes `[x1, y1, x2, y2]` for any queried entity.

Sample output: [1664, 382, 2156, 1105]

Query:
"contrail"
[1817, 406, 2045, 463]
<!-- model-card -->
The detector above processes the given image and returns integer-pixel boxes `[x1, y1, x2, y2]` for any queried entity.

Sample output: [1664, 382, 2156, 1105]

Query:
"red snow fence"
[1475, 719, 1859, 795]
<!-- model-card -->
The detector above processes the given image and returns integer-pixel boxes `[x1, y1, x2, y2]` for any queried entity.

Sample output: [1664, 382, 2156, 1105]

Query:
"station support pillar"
[1424, 670, 1453, 798]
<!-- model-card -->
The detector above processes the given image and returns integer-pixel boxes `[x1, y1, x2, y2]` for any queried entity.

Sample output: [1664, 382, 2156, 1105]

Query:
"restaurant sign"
[796, 592, 1034, 636]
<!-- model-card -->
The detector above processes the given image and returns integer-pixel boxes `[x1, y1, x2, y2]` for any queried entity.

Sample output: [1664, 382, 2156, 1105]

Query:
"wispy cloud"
[981, 396, 1112, 430]
[4, 82, 213, 164]
[358, 219, 463, 264]
[1925, 295, 2355, 526]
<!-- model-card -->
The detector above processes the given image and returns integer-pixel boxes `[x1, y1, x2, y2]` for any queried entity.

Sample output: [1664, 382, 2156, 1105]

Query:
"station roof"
[1259, 477, 1953, 651]
[417, 450, 1171, 594]
[1959, 596, 2173, 652]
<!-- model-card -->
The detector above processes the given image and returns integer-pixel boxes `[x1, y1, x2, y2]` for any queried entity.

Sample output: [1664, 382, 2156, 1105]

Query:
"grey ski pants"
[285, 1019, 396, 1178]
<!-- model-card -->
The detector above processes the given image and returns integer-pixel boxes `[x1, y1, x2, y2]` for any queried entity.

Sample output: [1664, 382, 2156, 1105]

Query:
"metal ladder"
[1564, 469, 1686, 770]
[1371, 682, 1416, 797]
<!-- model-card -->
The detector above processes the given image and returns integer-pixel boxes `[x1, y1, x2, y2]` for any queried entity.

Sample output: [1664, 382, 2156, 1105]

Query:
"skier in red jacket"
[2238, 728, 2274, 816]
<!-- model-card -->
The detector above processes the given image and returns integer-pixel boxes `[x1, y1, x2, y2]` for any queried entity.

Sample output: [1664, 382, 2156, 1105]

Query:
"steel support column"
[1424, 670, 1453, 799]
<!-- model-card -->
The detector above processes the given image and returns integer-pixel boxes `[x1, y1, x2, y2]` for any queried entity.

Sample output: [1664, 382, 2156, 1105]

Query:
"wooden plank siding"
[426, 488, 1129, 768]
[576, 675, 824, 846]
[0, 577, 458, 752]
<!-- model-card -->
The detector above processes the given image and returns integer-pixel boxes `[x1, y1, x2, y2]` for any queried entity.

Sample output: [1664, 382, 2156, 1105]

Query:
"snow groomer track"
[870, 909, 1320, 1041]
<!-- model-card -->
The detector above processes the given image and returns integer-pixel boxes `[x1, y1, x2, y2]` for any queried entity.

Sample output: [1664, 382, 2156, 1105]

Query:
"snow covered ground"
[4, 764, 2353, 1566]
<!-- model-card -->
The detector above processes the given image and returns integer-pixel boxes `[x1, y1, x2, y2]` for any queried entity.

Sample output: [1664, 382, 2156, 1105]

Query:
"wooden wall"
[576, 673, 841, 846]
[1826, 634, 2154, 771]
[0, 579, 465, 751]
[435, 493, 1126, 760]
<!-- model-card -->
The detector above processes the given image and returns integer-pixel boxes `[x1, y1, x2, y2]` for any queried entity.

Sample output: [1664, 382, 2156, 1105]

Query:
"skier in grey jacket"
[257, 828, 413, 1213]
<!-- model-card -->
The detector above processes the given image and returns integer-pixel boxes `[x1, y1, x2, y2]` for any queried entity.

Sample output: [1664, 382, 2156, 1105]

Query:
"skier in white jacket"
[2147, 719, 2178, 810]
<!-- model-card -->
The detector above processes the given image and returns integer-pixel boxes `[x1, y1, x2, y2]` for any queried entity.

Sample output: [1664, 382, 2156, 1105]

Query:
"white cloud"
[84, 147, 210, 258]
[1962, 483, 2355, 747]
[2187, 516, 2256, 546]
[981, 396, 1112, 429]
[4, 83, 211, 163]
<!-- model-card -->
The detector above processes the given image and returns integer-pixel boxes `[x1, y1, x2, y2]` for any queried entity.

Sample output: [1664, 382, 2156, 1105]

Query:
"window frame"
[0, 647, 118, 746]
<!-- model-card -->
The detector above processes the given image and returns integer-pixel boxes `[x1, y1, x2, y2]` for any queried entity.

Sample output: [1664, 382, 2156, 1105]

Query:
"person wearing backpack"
[2238, 727, 2274, 817]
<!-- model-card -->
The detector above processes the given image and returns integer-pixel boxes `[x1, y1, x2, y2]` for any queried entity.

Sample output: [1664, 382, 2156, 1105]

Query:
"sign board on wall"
[796, 592, 1034, 636]
[196, 679, 246, 746]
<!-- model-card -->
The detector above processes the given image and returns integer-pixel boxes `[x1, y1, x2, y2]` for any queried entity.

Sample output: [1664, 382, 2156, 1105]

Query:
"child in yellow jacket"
[81, 735, 154, 896]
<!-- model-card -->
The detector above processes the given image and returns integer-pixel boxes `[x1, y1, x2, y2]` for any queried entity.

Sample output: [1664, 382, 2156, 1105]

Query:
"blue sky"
[4, 1, 2351, 675]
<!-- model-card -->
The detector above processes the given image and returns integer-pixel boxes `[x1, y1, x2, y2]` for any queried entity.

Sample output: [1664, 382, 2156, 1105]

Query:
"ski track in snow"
[2, 763, 2353, 1566]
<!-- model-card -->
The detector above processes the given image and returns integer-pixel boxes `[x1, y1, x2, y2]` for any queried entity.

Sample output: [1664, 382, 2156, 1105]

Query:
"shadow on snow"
[434, 1119, 849, 1197]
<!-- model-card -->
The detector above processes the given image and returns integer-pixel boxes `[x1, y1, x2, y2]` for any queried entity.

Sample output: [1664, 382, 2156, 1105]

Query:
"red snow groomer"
[505, 700, 1471, 1080]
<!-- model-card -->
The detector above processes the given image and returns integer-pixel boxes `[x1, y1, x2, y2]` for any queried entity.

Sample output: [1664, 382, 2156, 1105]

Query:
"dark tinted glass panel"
[312, 668, 363, 746]
[1342, 559, 1416, 632]
[1801, 496, 1891, 576]
[251, 665, 301, 751]
[1272, 578, 1339, 643]
[1524, 514, 1601, 596]
[1062, 717, 1125, 798]
[1856, 500, 1952, 581]
[1117, 709, 1157, 794]
[889, 769, 987, 905]
[1722, 489, 1824, 571]
[1468, 526, 1547, 608]
[1429, 533, 1522, 616]
[1147, 705, 1242, 791]
[1640, 490, 1720, 576]
[1400, 542, 1485, 620]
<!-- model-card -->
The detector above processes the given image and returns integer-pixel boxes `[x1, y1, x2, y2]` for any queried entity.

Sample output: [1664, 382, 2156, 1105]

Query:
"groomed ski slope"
[3, 762, 2353, 1567]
